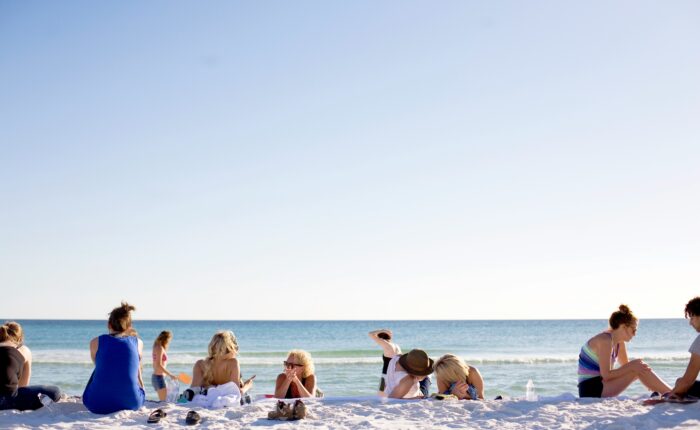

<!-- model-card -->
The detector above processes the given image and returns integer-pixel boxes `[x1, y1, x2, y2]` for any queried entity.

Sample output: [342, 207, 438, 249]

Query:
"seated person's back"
[83, 303, 145, 414]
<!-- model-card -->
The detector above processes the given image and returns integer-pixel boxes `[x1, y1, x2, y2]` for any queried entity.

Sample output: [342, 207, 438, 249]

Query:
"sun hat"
[398, 349, 434, 376]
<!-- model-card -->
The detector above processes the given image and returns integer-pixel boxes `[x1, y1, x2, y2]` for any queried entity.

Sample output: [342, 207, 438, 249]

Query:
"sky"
[1, 1, 699, 320]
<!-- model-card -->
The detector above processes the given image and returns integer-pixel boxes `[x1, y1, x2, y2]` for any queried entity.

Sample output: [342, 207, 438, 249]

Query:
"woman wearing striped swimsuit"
[577, 305, 671, 398]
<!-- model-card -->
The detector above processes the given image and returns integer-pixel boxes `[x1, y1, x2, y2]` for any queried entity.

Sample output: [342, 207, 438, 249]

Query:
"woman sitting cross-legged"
[190, 331, 254, 397]
[83, 302, 145, 414]
[433, 354, 484, 400]
[0, 322, 62, 411]
[274, 350, 318, 399]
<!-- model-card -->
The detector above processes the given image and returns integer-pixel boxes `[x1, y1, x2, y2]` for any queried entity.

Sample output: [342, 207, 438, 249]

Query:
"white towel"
[191, 382, 242, 409]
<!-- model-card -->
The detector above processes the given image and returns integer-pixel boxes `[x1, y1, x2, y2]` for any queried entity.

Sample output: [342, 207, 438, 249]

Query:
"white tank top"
[384, 355, 421, 398]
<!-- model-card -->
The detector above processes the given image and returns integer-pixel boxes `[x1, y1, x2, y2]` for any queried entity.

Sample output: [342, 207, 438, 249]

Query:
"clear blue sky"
[1, 1, 698, 320]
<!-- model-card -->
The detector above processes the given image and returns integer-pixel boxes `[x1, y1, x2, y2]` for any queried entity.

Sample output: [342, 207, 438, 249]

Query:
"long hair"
[153, 331, 172, 349]
[202, 331, 239, 386]
[433, 354, 470, 385]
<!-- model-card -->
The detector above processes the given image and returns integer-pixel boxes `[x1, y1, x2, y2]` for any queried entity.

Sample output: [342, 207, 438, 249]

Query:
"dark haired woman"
[152, 331, 176, 401]
[669, 297, 700, 398]
[83, 302, 145, 414]
[369, 329, 402, 395]
[0, 322, 61, 411]
[577, 304, 671, 398]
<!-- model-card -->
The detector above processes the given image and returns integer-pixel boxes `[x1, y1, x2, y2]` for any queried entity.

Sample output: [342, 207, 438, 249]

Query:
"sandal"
[185, 410, 201, 425]
[292, 399, 307, 420]
[147, 408, 167, 424]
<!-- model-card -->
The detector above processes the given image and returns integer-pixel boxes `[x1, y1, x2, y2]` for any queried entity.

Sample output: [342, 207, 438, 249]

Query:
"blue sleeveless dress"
[83, 335, 145, 414]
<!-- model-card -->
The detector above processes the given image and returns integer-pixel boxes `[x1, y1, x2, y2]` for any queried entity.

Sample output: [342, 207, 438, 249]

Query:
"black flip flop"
[186, 410, 201, 425]
[147, 408, 167, 423]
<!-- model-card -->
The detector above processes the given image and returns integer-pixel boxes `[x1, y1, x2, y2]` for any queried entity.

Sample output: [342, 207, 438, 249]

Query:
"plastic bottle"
[38, 393, 54, 411]
[525, 379, 537, 401]
[166, 378, 180, 403]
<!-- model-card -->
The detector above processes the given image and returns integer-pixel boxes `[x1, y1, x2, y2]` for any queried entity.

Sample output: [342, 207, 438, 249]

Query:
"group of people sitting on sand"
[2, 297, 700, 415]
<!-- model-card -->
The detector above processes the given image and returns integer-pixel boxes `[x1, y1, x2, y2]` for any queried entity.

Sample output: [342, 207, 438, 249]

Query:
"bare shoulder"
[588, 333, 613, 350]
[18, 345, 32, 361]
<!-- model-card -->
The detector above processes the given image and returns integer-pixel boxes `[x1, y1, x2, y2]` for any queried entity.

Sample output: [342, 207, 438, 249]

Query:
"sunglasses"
[284, 361, 304, 369]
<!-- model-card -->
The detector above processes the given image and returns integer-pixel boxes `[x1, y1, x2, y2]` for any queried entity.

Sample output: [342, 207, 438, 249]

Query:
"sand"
[1, 394, 699, 429]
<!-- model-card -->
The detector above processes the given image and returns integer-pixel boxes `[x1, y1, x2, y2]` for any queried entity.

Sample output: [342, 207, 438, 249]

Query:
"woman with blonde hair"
[4, 322, 32, 387]
[0, 322, 61, 411]
[83, 302, 145, 414]
[152, 330, 176, 401]
[274, 350, 317, 398]
[190, 331, 254, 394]
[433, 354, 484, 400]
[577, 304, 671, 398]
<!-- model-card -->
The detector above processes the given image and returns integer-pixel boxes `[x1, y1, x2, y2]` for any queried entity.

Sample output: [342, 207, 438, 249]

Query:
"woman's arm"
[229, 358, 254, 393]
[191, 360, 204, 388]
[598, 339, 644, 381]
[89, 337, 99, 363]
[368, 331, 400, 357]
[293, 374, 316, 398]
[672, 353, 700, 396]
[388, 375, 421, 399]
[274, 373, 293, 398]
[18, 346, 32, 387]
[616, 342, 629, 366]
[137, 338, 145, 389]
[468, 366, 485, 399]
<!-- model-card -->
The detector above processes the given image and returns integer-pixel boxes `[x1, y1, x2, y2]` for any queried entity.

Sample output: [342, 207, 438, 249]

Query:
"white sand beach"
[1, 395, 698, 429]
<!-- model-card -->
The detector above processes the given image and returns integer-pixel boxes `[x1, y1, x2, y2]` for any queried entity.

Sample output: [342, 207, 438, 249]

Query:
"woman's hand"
[451, 382, 470, 399]
[629, 359, 651, 373]
[284, 368, 298, 383]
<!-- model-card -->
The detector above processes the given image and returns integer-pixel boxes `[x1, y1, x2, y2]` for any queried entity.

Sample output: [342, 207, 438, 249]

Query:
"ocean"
[10, 319, 696, 400]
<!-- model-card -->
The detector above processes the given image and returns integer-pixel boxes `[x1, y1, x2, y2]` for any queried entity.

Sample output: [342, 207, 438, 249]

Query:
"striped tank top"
[577, 332, 620, 384]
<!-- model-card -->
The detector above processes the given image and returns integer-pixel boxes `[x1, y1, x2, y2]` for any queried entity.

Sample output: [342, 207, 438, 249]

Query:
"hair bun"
[120, 302, 136, 312]
[618, 304, 631, 314]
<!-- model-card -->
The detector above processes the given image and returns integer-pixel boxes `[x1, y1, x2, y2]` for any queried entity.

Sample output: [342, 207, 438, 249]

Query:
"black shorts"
[688, 380, 700, 397]
[578, 376, 603, 398]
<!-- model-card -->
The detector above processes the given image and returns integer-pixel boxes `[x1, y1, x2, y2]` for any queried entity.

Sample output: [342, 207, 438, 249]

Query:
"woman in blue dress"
[83, 302, 145, 414]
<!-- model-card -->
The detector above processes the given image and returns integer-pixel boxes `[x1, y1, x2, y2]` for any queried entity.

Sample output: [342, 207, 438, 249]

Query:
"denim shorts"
[151, 374, 167, 391]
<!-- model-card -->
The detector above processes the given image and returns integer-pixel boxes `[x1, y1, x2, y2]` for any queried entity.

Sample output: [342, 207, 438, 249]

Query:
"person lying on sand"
[369, 329, 430, 396]
[434, 354, 484, 400]
[274, 350, 319, 399]
[385, 349, 434, 399]
[669, 297, 700, 399]
[577, 304, 671, 398]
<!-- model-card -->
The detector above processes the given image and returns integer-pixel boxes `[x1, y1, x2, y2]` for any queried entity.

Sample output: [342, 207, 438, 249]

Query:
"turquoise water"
[9, 319, 696, 400]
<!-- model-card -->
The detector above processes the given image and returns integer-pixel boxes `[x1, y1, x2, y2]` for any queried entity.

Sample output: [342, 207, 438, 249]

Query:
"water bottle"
[38, 393, 54, 411]
[166, 378, 180, 403]
[525, 379, 537, 401]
